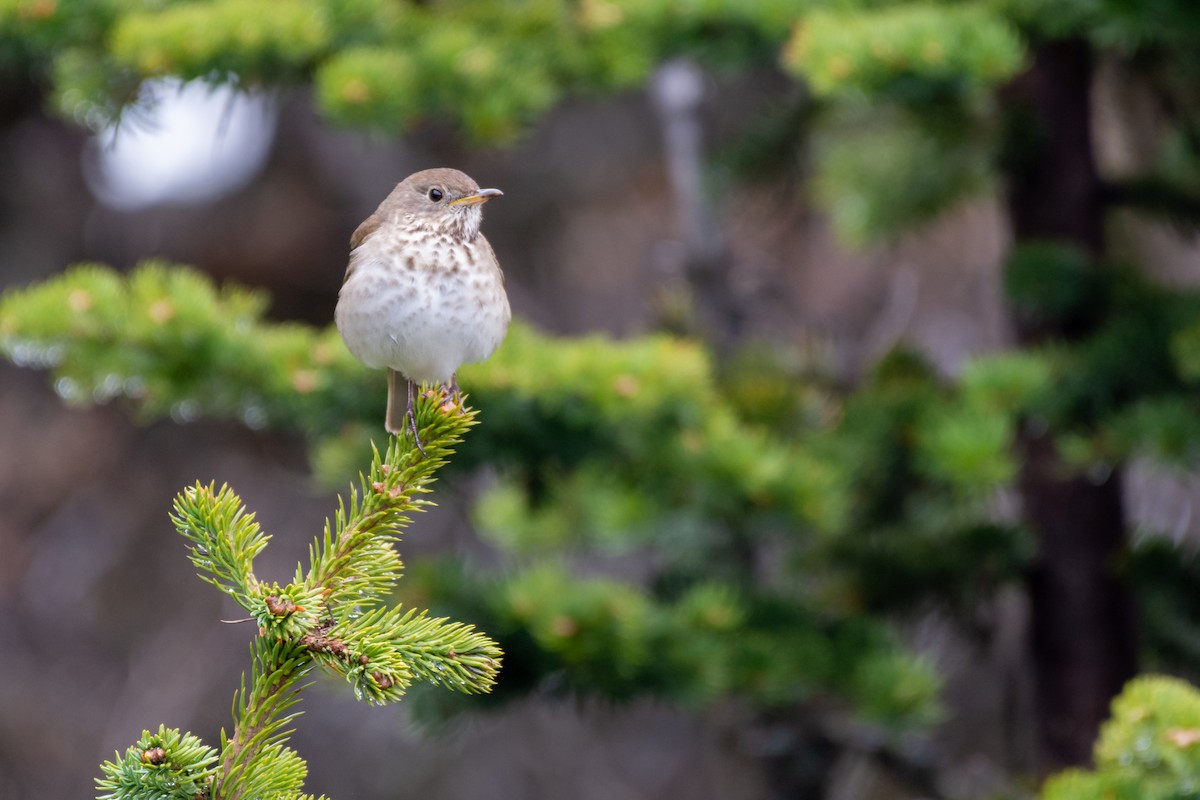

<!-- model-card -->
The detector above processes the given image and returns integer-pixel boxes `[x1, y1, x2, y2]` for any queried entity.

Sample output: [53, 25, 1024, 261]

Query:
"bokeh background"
[4, 2, 1200, 799]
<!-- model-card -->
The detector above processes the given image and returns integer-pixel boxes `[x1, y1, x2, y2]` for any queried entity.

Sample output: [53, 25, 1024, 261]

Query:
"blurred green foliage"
[812, 109, 997, 243]
[782, 3, 1024, 99]
[1040, 676, 1200, 800]
[6, 0, 1200, 244]
[1, 0, 781, 141]
[1127, 541, 1200, 674]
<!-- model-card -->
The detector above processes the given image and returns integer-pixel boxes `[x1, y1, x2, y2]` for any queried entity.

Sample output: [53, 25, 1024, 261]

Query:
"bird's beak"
[450, 188, 503, 206]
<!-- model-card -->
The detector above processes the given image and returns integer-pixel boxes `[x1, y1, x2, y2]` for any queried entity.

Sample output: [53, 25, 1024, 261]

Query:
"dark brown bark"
[1003, 39, 1138, 771]
[1005, 40, 1104, 255]
[1017, 431, 1137, 770]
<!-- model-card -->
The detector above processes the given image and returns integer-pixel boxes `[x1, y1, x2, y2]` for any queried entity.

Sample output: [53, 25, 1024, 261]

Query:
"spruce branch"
[305, 396, 478, 613]
[320, 605, 502, 704]
[96, 725, 219, 800]
[214, 638, 311, 800]
[172, 482, 269, 610]
[0, 262, 723, 461]
[96, 396, 501, 800]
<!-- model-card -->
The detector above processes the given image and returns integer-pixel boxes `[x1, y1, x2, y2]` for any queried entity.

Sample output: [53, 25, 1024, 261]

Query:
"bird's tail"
[385, 368, 407, 435]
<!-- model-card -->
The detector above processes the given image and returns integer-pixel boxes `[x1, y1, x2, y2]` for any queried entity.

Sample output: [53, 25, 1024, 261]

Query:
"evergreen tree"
[4, 0, 1200, 795]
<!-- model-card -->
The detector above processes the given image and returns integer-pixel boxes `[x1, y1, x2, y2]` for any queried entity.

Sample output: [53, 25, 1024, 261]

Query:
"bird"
[335, 168, 511, 450]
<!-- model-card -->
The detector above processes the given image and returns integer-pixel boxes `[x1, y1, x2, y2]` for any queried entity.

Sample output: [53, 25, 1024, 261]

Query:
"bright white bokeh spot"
[86, 78, 277, 211]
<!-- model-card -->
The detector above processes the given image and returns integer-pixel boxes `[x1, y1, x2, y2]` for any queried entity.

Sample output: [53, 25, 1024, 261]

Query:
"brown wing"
[344, 214, 384, 283]
[350, 214, 382, 250]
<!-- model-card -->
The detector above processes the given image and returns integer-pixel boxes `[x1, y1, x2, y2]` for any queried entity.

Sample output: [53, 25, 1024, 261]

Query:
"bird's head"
[384, 167, 502, 240]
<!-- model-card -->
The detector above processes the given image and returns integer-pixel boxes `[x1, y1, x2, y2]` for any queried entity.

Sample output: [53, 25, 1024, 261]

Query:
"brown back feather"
[344, 214, 384, 283]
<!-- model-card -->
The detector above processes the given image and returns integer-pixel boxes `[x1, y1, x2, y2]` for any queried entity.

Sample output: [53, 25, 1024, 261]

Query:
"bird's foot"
[430, 377, 464, 415]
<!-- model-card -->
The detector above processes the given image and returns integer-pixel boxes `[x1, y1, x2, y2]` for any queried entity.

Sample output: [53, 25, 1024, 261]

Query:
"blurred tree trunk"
[1003, 39, 1138, 772]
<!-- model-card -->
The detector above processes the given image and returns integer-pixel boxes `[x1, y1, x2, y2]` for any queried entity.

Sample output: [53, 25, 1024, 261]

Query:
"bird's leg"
[449, 373, 461, 404]
[406, 377, 427, 457]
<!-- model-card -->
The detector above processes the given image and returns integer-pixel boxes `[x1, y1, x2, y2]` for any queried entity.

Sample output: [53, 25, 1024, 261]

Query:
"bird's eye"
[428, 188, 443, 202]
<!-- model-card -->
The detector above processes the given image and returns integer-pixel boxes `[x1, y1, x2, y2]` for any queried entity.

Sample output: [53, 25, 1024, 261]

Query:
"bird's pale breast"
[335, 228, 510, 384]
